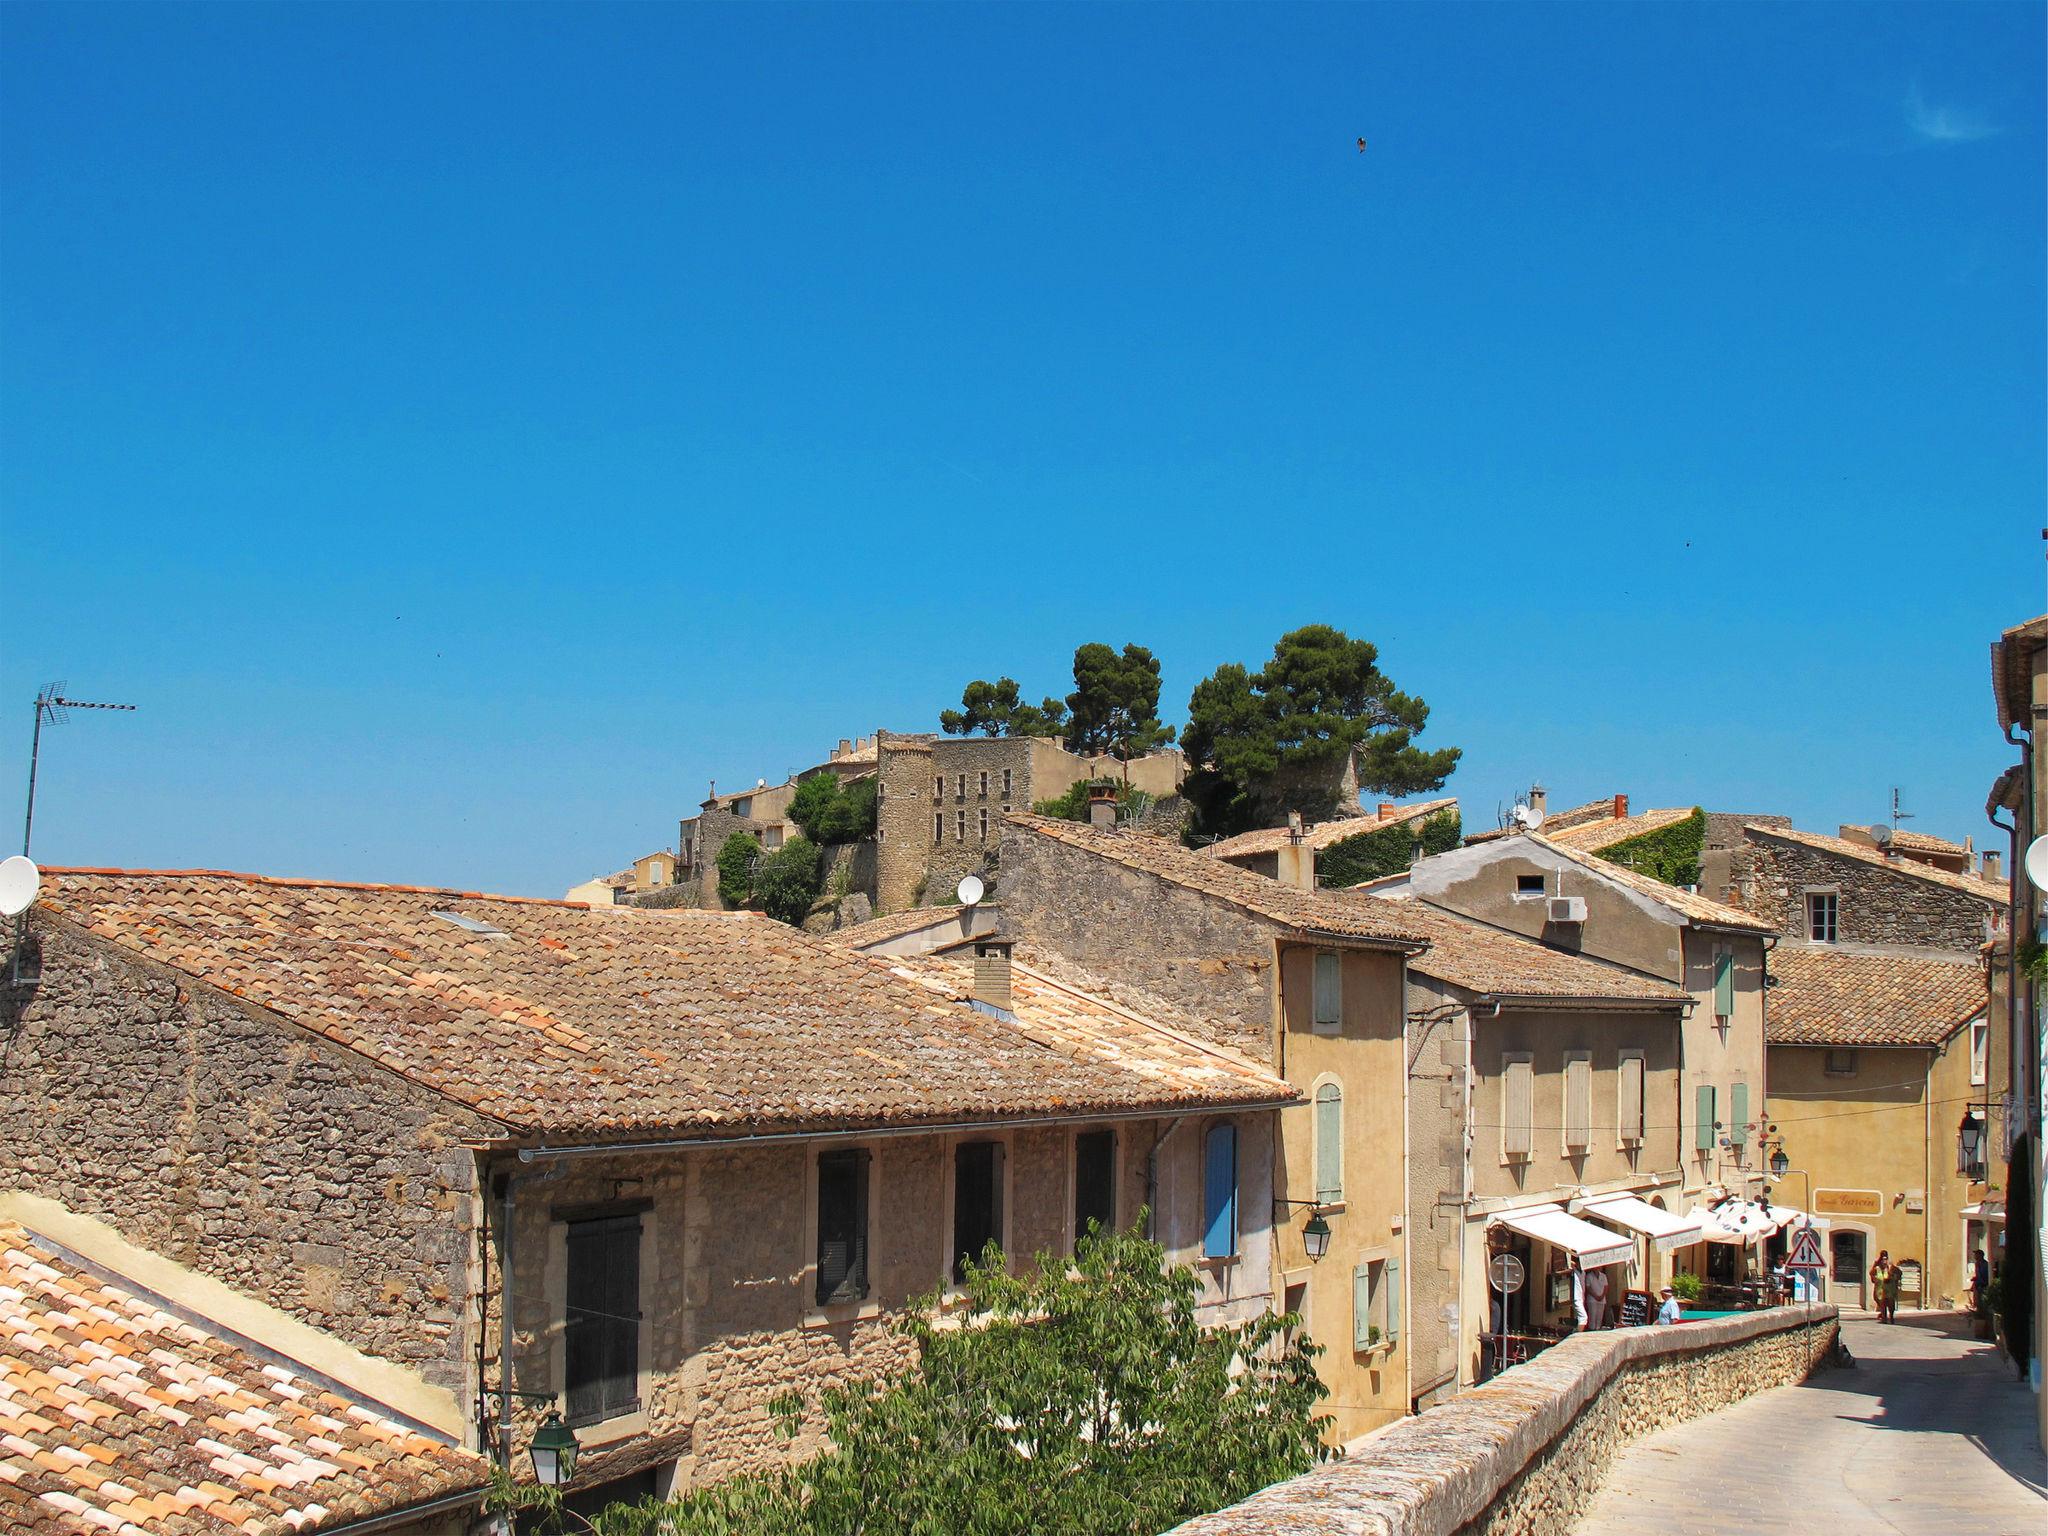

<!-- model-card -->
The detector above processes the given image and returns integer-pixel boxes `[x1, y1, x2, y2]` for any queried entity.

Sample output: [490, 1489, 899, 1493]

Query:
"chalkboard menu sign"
[1618, 1289, 1653, 1328]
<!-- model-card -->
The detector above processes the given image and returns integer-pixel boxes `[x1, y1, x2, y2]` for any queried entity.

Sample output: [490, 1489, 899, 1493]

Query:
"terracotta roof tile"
[39, 867, 1284, 1144]
[1199, 799, 1458, 861]
[1765, 945, 1987, 1046]
[1003, 814, 1429, 947]
[1543, 806, 1694, 852]
[1530, 833, 1775, 933]
[1362, 900, 1688, 1005]
[0, 1224, 484, 1536]
[824, 907, 980, 950]
[1838, 826, 1970, 859]
[1745, 825, 2008, 904]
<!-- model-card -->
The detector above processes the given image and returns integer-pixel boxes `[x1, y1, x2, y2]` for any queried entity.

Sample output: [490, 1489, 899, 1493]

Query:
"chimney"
[837, 738, 852, 757]
[972, 939, 1015, 1015]
[1613, 793, 1629, 820]
[1287, 809, 1305, 841]
[1088, 783, 1120, 831]
[1530, 784, 1548, 817]
[1983, 850, 2004, 882]
[1377, 802, 1397, 821]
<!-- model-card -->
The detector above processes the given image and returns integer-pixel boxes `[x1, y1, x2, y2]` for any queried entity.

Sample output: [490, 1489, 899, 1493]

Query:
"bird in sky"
[1356, 136, 1367, 152]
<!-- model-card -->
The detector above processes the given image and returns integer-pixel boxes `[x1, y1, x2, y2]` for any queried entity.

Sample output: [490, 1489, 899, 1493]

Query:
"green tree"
[1033, 777, 1154, 825]
[786, 773, 879, 844]
[940, 677, 1068, 738]
[715, 832, 760, 909]
[754, 837, 824, 925]
[1064, 643, 1175, 760]
[1182, 626, 1459, 834]
[497, 1221, 1328, 1536]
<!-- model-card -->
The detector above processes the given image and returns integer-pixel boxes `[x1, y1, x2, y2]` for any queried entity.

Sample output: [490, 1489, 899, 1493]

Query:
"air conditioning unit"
[1547, 896, 1587, 924]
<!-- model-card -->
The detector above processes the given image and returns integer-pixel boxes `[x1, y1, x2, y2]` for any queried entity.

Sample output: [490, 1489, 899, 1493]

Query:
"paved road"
[1575, 1312, 2045, 1536]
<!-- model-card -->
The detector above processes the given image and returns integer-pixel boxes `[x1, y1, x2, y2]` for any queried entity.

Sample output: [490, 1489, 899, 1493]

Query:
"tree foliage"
[500, 1223, 1329, 1536]
[787, 772, 880, 844]
[940, 677, 1069, 738]
[1181, 626, 1460, 835]
[1033, 777, 1154, 825]
[715, 832, 760, 909]
[1315, 810, 1463, 889]
[754, 837, 824, 925]
[1064, 643, 1175, 760]
[1597, 808, 1706, 888]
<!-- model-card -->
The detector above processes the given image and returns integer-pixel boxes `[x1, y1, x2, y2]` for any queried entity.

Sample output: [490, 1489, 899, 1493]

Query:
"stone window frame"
[933, 813, 943, 845]
[978, 808, 989, 843]
[1064, 1124, 1123, 1256]
[1500, 1052, 1534, 1165]
[978, 771, 990, 799]
[956, 810, 967, 843]
[940, 1128, 1014, 1298]
[544, 1199, 655, 1449]
[1003, 768, 1013, 800]
[1804, 887, 1839, 943]
[802, 1138, 884, 1330]
[956, 773, 968, 802]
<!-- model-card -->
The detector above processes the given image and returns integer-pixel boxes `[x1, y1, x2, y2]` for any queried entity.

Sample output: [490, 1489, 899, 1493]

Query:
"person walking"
[1870, 1250, 1894, 1322]
[1883, 1255, 1904, 1321]
[1584, 1263, 1610, 1329]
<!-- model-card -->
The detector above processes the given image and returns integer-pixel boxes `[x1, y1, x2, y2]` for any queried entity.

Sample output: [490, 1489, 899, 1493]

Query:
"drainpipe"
[495, 1170, 517, 1469]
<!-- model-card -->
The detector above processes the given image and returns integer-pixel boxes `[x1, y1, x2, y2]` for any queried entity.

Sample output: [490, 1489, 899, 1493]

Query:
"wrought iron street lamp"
[528, 1410, 580, 1486]
[1302, 1211, 1332, 1262]
[1958, 1113, 1984, 1176]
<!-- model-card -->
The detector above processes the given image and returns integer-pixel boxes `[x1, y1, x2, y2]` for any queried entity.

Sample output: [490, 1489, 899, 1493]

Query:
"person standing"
[1569, 1254, 1588, 1331]
[1870, 1250, 1893, 1322]
[1969, 1247, 1990, 1313]
[1884, 1256, 1904, 1321]
[1584, 1263, 1610, 1329]
[1656, 1285, 1683, 1325]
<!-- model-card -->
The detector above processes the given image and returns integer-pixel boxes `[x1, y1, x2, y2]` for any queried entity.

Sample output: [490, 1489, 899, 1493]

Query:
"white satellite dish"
[2024, 835, 2048, 895]
[1510, 804, 1545, 832]
[0, 856, 40, 918]
[955, 873, 985, 907]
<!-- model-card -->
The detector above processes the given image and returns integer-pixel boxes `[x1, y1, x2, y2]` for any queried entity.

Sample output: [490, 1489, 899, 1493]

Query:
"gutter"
[319, 1486, 490, 1536]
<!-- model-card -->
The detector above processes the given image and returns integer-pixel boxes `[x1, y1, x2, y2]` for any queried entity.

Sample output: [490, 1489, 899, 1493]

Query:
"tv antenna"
[1889, 787, 1913, 831]
[23, 683, 136, 857]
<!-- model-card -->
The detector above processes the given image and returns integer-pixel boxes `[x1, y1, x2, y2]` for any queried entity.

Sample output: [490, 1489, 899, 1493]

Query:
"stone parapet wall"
[1168, 1305, 1838, 1536]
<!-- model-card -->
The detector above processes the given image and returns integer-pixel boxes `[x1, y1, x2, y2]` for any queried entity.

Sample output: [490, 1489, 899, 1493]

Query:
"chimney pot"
[1613, 794, 1629, 819]
[972, 939, 1015, 1015]
[1530, 785, 1547, 815]
[1087, 783, 1119, 831]
[1378, 802, 1397, 820]
[1286, 809, 1305, 841]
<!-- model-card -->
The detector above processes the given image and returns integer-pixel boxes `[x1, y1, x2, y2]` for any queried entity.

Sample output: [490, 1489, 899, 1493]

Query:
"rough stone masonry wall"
[1736, 835, 1995, 952]
[1167, 1305, 1839, 1536]
[0, 919, 495, 1396]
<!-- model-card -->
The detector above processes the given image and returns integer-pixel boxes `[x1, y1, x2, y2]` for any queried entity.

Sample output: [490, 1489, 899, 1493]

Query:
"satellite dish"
[0, 856, 40, 918]
[1510, 804, 1545, 832]
[2026, 835, 2048, 895]
[956, 874, 985, 907]
[1871, 824, 1893, 847]
[1488, 1253, 1525, 1294]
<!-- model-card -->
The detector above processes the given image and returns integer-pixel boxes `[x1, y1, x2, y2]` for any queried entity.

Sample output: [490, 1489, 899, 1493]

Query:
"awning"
[1962, 1200, 2005, 1222]
[1580, 1195, 1703, 1253]
[1682, 1202, 1830, 1244]
[1490, 1203, 1635, 1268]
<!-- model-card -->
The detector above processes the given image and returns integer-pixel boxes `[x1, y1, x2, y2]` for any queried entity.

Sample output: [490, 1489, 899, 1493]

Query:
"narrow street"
[1575, 1313, 2046, 1536]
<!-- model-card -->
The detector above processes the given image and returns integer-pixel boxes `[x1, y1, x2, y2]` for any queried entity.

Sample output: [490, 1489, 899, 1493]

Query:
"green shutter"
[1315, 1083, 1343, 1204]
[1385, 1256, 1401, 1344]
[1730, 1083, 1749, 1148]
[1354, 1263, 1372, 1351]
[1695, 1084, 1717, 1151]
[1714, 952, 1734, 1017]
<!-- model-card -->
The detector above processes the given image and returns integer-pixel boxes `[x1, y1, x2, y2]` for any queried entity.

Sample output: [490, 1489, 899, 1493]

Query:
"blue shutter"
[1695, 1085, 1717, 1152]
[1385, 1256, 1401, 1344]
[1730, 1083, 1749, 1148]
[1353, 1262, 1372, 1351]
[1202, 1124, 1237, 1259]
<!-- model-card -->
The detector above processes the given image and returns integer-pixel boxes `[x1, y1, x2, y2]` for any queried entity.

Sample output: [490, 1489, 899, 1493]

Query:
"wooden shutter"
[1353, 1262, 1373, 1351]
[1714, 951, 1734, 1018]
[1384, 1256, 1401, 1343]
[1503, 1057, 1533, 1161]
[817, 1150, 870, 1305]
[564, 1213, 641, 1423]
[1202, 1124, 1237, 1259]
[1313, 952, 1342, 1034]
[1729, 1083, 1749, 1148]
[1315, 1082, 1344, 1204]
[1695, 1084, 1717, 1152]
[1618, 1054, 1645, 1145]
[1564, 1055, 1592, 1151]
[1073, 1130, 1116, 1247]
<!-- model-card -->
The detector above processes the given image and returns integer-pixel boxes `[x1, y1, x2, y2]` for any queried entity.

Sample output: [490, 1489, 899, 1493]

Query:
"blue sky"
[2, 1, 2041, 896]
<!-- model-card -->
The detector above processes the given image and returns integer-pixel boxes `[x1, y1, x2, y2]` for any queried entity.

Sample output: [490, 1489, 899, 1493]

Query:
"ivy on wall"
[1315, 810, 1463, 889]
[1598, 807, 1706, 888]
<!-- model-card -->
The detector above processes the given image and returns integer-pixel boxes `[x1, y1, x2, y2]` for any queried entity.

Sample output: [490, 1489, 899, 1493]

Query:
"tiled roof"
[887, 958, 1294, 1105]
[1530, 834, 1775, 933]
[1993, 615, 2048, 733]
[1765, 945, 1987, 1046]
[1366, 899, 1688, 1005]
[826, 906, 980, 950]
[1003, 814, 1430, 947]
[0, 1222, 484, 1536]
[1838, 826, 1968, 859]
[38, 869, 1288, 1144]
[1544, 807, 1694, 852]
[1745, 825, 2008, 904]
[1200, 799, 1458, 860]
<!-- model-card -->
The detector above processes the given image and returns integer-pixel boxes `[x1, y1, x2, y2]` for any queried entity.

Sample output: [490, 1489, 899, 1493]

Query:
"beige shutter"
[1617, 1053, 1645, 1145]
[1503, 1057, 1533, 1161]
[1564, 1054, 1592, 1150]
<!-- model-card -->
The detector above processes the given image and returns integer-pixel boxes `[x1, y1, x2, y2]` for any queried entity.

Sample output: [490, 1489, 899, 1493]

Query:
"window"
[1970, 1018, 1989, 1087]
[979, 771, 989, 798]
[1073, 1130, 1116, 1246]
[979, 808, 989, 843]
[1729, 1082, 1749, 1149]
[934, 775, 945, 800]
[1713, 949, 1734, 1020]
[1312, 951, 1342, 1035]
[816, 1149, 870, 1306]
[564, 1212, 641, 1425]
[1201, 1123, 1238, 1259]
[1353, 1255, 1400, 1351]
[1824, 1048, 1858, 1078]
[952, 1141, 1005, 1281]
[763, 826, 783, 851]
[933, 813, 943, 844]
[733, 796, 752, 818]
[1806, 891, 1838, 943]
[1563, 1052, 1592, 1152]
[1003, 768, 1013, 799]
[1502, 1055, 1533, 1162]
[1617, 1051, 1645, 1146]
[956, 773, 967, 800]
[956, 810, 967, 842]
[1314, 1081, 1344, 1204]
[1694, 1083, 1717, 1152]
[1515, 874, 1547, 899]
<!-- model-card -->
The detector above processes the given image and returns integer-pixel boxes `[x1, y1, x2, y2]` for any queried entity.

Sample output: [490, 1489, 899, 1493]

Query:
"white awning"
[1580, 1195, 1703, 1253]
[1490, 1203, 1635, 1268]
[1683, 1202, 1830, 1245]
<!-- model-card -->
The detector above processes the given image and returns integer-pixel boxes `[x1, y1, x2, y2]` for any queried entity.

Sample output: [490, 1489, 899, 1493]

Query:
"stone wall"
[1167, 1305, 1839, 1536]
[1, 918, 494, 1397]
[1734, 831, 1996, 952]
[998, 821, 1278, 1060]
[877, 737, 1027, 912]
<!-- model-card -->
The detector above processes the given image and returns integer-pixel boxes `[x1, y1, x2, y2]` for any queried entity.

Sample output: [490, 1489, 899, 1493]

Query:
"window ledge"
[803, 1300, 882, 1330]
[1194, 1254, 1240, 1272]
[573, 1408, 650, 1450]
[1354, 1341, 1395, 1361]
